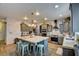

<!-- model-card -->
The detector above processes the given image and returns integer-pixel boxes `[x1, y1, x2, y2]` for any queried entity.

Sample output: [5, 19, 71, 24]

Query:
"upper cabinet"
[20, 23, 30, 32]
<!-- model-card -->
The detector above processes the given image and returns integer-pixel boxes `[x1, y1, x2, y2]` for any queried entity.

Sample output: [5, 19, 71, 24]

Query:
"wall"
[6, 18, 21, 45]
[70, 4, 79, 32]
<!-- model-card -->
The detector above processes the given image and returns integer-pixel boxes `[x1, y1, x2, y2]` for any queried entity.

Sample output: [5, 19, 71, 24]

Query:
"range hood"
[53, 20, 58, 29]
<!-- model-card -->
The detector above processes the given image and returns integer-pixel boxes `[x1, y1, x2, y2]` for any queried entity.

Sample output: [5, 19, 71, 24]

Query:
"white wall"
[6, 18, 21, 45]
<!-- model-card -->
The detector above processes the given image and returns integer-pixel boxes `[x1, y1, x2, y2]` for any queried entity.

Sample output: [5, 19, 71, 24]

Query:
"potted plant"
[76, 35, 79, 46]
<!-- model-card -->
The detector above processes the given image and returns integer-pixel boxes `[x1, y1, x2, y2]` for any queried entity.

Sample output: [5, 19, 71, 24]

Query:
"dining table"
[16, 35, 49, 56]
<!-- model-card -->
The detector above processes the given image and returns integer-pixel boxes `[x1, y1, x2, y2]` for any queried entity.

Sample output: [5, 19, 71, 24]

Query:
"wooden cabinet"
[20, 23, 30, 36]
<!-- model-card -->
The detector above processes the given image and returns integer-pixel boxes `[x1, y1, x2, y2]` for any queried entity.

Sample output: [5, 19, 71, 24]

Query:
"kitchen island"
[16, 35, 49, 56]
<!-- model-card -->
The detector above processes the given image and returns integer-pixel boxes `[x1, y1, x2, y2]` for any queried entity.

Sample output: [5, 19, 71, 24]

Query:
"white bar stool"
[21, 43, 29, 56]
[16, 40, 22, 55]
[37, 44, 45, 56]
[30, 43, 37, 55]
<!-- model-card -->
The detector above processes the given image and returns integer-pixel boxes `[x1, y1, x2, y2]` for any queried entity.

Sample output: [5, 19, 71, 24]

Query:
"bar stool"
[30, 43, 37, 55]
[21, 43, 29, 56]
[37, 44, 45, 56]
[16, 40, 22, 55]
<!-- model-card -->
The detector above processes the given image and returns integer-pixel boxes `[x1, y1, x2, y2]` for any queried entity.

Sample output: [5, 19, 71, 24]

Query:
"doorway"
[0, 20, 6, 46]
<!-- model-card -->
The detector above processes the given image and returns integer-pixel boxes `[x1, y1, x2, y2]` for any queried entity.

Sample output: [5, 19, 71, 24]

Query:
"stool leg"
[19, 46, 21, 56]
[17, 44, 20, 55]
[26, 46, 29, 55]
[16, 44, 18, 55]
[30, 45, 32, 53]
[33, 45, 35, 55]
[37, 47, 39, 55]
[33, 45, 37, 56]
[40, 47, 43, 56]
[17, 44, 19, 53]
[43, 47, 45, 56]
[22, 47, 24, 56]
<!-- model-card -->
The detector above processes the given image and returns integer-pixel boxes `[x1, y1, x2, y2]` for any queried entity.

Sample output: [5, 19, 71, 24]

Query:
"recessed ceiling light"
[35, 11, 40, 16]
[23, 16, 28, 20]
[44, 17, 47, 20]
[55, 5, 59, 8]
[59, 14, 63, 17]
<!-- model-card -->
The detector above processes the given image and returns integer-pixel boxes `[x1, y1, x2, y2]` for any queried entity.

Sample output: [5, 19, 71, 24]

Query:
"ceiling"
[0, 3, 70, 21]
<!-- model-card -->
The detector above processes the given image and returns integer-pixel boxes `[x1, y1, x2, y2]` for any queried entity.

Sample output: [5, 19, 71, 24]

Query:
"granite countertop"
[17, 35, 49, 43]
